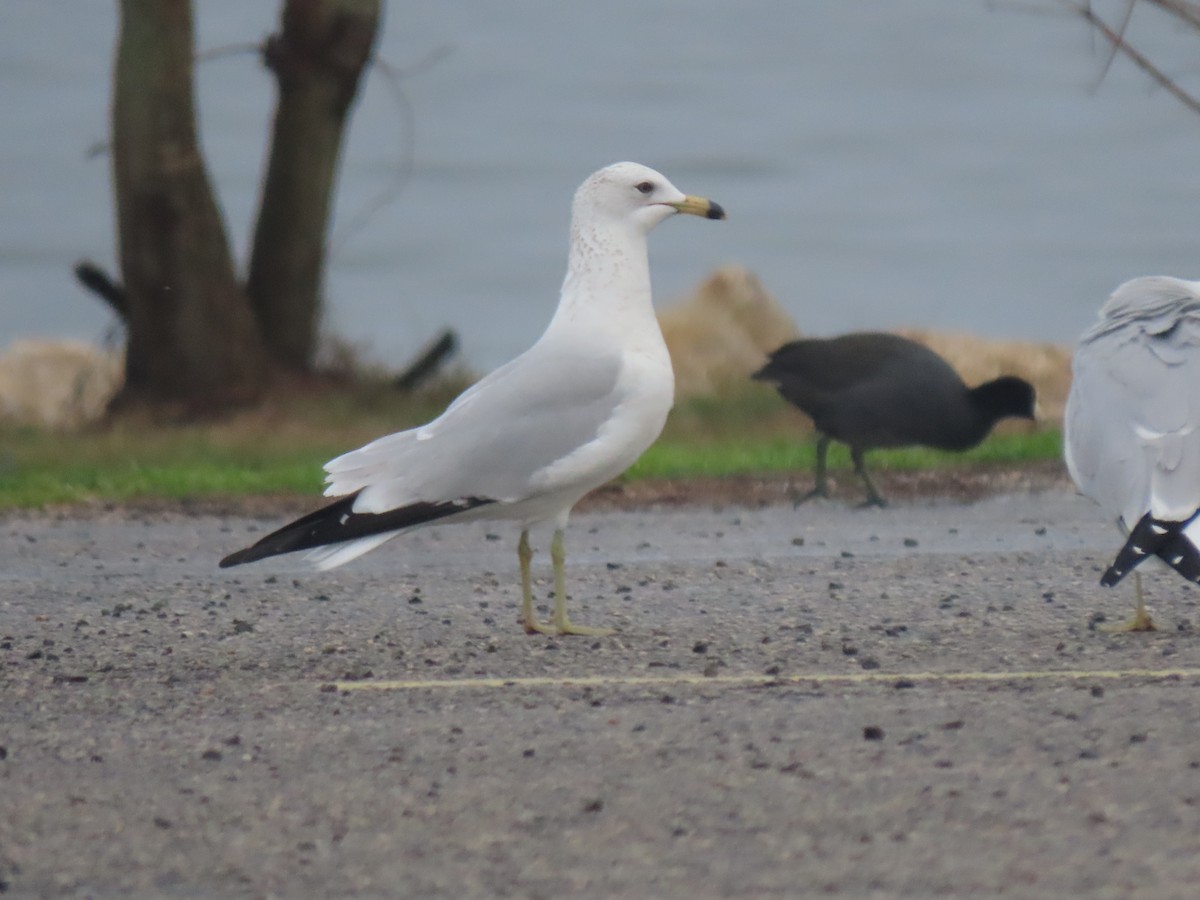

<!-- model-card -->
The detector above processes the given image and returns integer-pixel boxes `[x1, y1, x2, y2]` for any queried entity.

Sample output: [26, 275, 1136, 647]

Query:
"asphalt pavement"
[3, 490, 1200, 898]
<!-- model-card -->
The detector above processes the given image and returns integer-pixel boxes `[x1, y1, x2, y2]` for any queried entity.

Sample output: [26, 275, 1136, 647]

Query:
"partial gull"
[221, 162, 725, 635]
[1065, 275, 1200, 632]
[753, 333, 1035, 506]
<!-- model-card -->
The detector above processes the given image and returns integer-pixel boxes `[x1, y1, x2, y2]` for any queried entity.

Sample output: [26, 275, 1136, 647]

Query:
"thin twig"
[194, 42, 263, 64]
[1142, 0, 1200, 31]
[326, 45, 453, 255]
[1060, 0, 1200, 114]
[1093, 0, 1139, 90]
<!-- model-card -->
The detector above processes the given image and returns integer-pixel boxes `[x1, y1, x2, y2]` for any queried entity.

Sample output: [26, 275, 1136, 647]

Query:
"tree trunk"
[247, 0, 382, 371]
[111, 0, 266, 411]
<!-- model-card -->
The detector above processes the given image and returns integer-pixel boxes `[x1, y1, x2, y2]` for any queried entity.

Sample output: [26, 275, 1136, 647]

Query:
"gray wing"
[323, 338, 625, 512]
[1066, 308, 1200, 526]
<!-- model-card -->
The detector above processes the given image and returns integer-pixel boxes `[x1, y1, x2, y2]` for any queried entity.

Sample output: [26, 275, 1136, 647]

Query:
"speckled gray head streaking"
[1064, 275, 1200, 630]
[220, 163, 725, 636]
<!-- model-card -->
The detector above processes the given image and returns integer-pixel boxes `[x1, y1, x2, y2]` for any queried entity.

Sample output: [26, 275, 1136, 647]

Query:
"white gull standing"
[221, 162, 725, 635]
[1064, 275, 1200, 631]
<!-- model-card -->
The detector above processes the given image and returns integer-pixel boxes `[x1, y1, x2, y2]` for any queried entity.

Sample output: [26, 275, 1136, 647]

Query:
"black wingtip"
[217, 493, 496, 569]
[1101, 514, 1160, 588]
[1099, 564, 1128, 588]
[219, 548, 255, 569]
[1159, 532, 1200, 583]
[1100, 511, 1200, 588]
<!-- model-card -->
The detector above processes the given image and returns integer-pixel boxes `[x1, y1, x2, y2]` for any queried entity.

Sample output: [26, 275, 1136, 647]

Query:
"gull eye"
[635, 181, 654, 194]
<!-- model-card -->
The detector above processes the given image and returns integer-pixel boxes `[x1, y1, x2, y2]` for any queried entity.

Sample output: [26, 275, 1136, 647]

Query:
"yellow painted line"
[332, 667, 1200, 693]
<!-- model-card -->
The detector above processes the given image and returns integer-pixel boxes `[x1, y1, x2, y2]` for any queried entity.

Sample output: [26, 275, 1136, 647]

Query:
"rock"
[658, 266, 799, 398]
[0, 339, 122, 428]
[658, 266, 1072, 424]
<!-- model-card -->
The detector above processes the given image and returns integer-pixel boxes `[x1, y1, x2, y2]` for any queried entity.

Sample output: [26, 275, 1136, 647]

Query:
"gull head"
[573, 162, 726, 235]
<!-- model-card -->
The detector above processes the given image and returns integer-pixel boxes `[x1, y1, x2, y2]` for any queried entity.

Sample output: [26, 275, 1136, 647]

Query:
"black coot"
[753, 332, 1036, 506]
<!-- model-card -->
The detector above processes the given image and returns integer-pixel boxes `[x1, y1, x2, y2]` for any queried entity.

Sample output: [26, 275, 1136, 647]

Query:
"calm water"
[2, 0, 1198, 371]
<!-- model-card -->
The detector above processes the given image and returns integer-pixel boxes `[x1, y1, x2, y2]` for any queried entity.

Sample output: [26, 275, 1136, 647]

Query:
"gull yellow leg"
[519, 530, 554, 634]
[1101, 572, 1157, 632]
[549, 528, 614, 636]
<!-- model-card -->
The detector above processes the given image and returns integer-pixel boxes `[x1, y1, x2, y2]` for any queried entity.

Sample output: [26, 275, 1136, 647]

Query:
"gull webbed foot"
[1099, 573, 1157, 633]
[1099, 610, 1157, 633]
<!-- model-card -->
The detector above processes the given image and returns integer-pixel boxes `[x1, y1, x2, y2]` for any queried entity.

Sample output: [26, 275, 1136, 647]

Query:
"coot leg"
[851, 447, 887, 507]
[792, 434, 832, 506]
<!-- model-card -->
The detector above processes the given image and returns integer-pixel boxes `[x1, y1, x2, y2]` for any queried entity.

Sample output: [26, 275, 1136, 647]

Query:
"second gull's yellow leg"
[1101, 572, 1157, 633]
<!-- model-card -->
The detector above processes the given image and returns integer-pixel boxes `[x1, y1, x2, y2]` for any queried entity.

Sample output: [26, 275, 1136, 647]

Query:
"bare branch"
[394, 328, 458, 392]
[194, 42, 262, 64]
[1142, 0, 1200, 31]
[326, 45, 453, 254]
[73, 260, 127, 320]
[1092, 1, 1139, 90]
[1058, 0, 1200, 115]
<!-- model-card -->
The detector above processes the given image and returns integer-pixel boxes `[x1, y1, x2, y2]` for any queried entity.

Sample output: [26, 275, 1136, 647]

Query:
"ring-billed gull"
[752, 333, 1035, 506]
[1065, 276, 1200, 632]
[220, 162, 725, 635]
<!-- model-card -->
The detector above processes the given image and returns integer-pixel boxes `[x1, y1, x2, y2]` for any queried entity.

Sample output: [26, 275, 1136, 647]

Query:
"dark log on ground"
[394, 328, 458, 391]
[73, 260, 128, 320]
